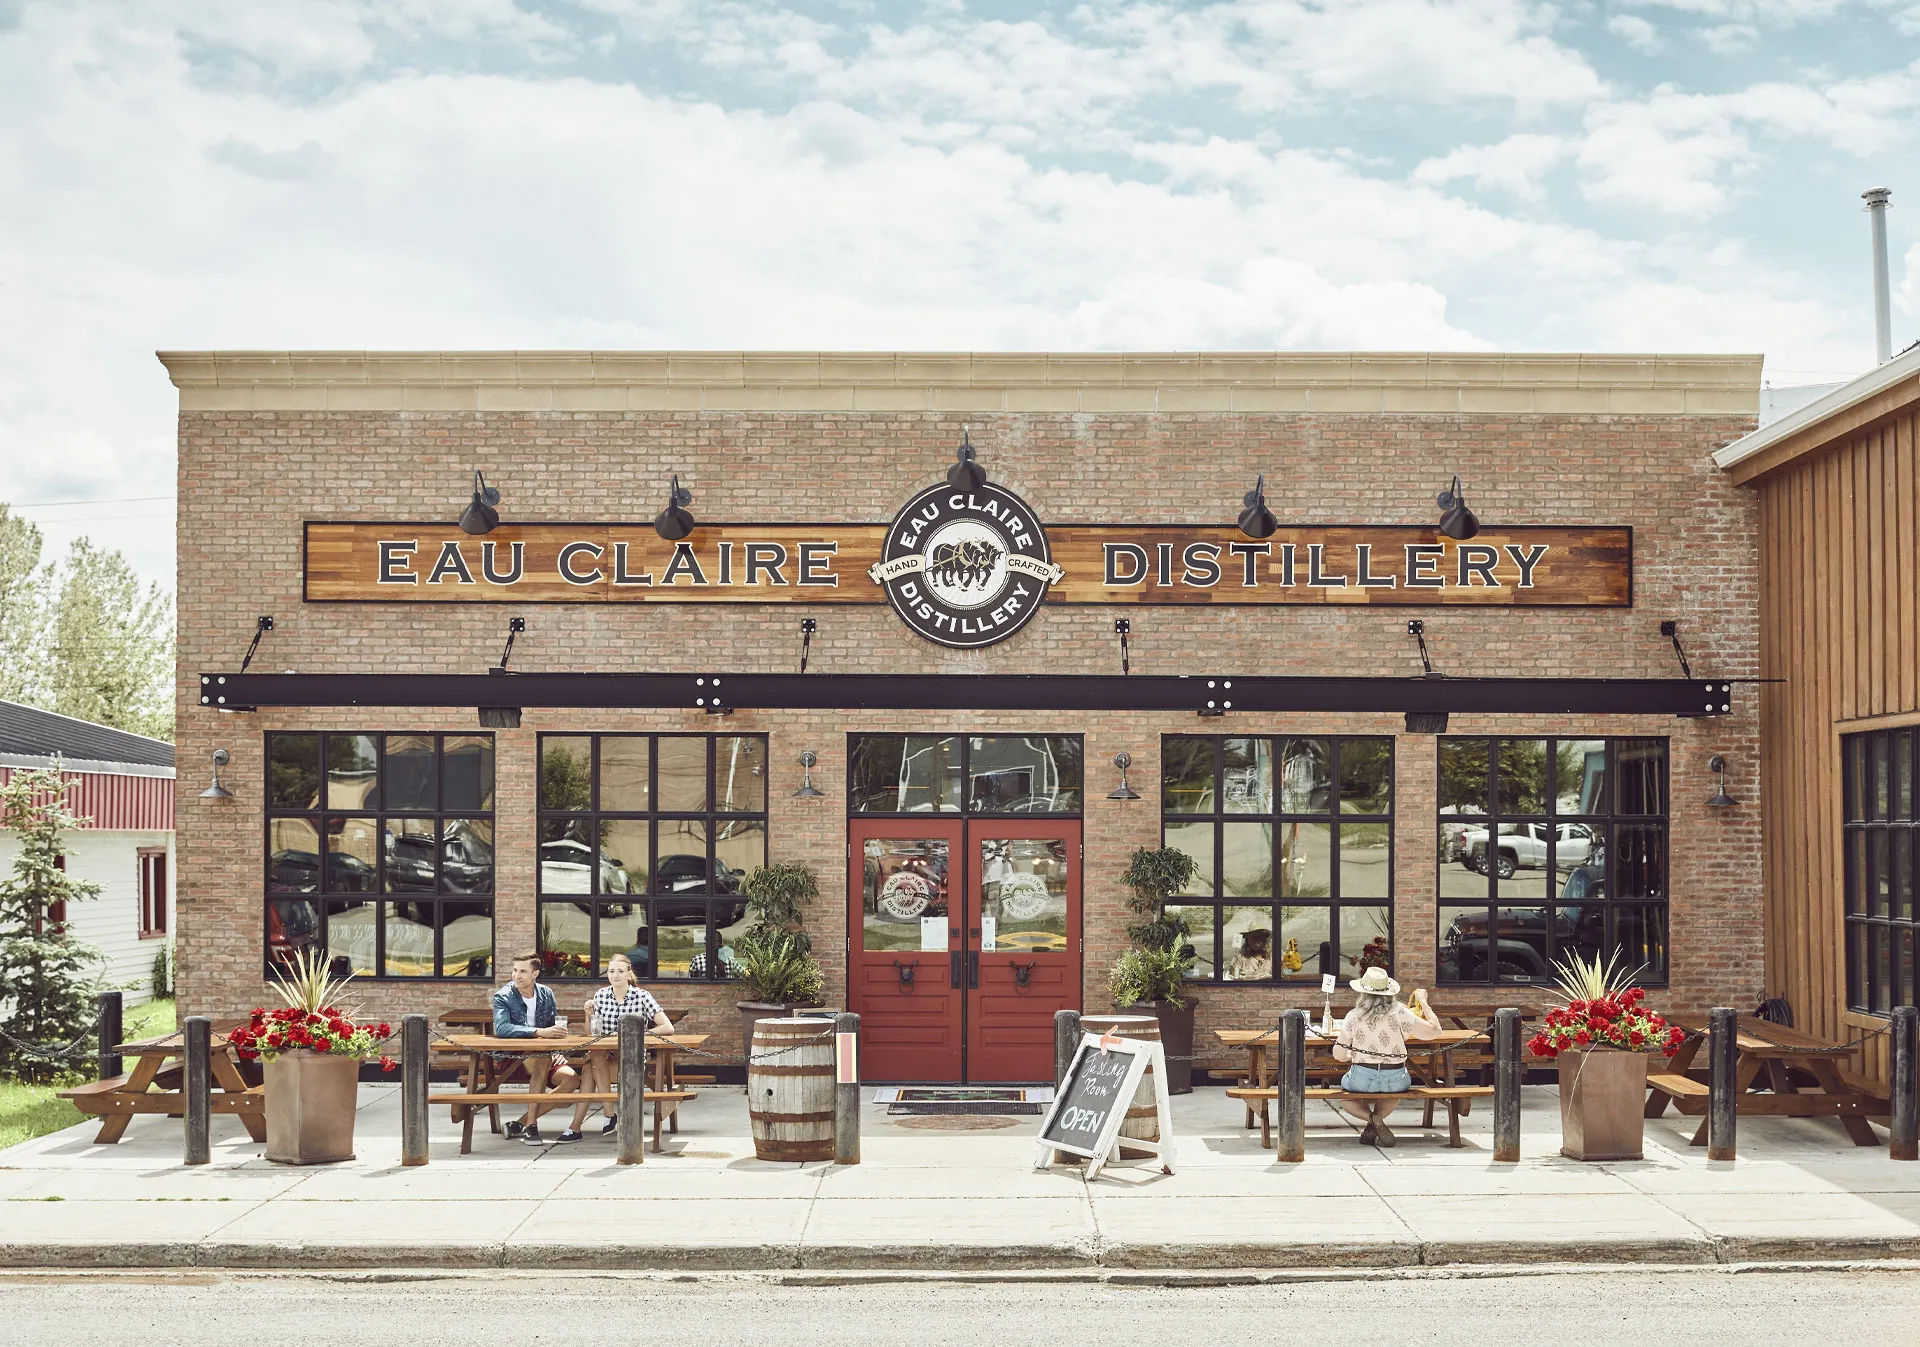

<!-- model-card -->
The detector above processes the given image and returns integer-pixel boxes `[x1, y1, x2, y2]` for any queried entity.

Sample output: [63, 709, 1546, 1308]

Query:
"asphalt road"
[8, 1268, 1920, 1345]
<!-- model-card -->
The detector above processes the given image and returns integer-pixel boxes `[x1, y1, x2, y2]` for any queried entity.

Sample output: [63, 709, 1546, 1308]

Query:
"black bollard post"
[834, 1012, 861, 1166]
[1493, 1008, 1521, 1163]
[183, 1016, 211, 1166]
[97, 991, 123, 1081]
[1275, 1009, 1307, 1163]
[1708, 1006, 1737, 1162]
[1891, 1005, 1918, 1162]
[401, 1014, 429, 1167]
[616, 1015, 645, 1165]
[1054, 1009, 1082, 1087]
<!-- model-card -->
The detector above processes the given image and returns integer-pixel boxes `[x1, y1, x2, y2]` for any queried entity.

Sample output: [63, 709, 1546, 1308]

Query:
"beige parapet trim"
[157, 350, 1763, 415]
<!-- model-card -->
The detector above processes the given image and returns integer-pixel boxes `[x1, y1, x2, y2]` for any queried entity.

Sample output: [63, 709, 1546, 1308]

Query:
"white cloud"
[1899, 241, 1920, 320]
[1412, 133, 1570, 201]
[1608, 14, 1664, 50]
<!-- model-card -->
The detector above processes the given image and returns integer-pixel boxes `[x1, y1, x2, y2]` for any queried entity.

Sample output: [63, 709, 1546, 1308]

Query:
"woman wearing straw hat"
[1332, 965, 1443, 1146]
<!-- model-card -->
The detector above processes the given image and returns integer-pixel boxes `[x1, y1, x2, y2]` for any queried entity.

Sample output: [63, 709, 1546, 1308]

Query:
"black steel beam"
[199, 670, 1733, 716]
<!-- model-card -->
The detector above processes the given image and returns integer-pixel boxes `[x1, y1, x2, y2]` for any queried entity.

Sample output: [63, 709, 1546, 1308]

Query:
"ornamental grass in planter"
[228, 951, 396, 1165]
[733, 864, 828, 1063]
[1528, 952, 1687, 1162]
[1112, 846, 1201, 1093]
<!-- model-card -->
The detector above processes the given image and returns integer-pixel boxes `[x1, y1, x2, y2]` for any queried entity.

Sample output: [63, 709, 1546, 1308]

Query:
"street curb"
[8, 1235, 1920, 1271]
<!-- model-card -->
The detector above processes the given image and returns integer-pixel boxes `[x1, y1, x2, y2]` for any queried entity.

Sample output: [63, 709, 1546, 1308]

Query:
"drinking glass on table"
[555, 1016, 570, 1034]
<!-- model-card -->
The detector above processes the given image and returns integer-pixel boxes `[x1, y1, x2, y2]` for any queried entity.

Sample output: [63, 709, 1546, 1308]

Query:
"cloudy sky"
[2, 0, 1917, 594]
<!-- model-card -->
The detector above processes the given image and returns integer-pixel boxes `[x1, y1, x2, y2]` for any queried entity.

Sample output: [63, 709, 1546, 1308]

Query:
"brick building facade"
[164, 351, 1764, 1082]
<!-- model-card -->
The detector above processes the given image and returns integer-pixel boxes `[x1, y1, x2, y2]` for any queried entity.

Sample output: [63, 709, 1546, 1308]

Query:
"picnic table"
[438, 1005, 694, 1032]
[1217, 1026, 1494, 1143]
[56, 1025, 265, 1145]
[1645, 1014, 1887, 1147]
[430, 1032, 708, 1154]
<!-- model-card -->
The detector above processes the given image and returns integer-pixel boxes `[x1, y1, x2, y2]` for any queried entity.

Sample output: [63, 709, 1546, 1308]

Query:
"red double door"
[848, 819, 1082, 1082]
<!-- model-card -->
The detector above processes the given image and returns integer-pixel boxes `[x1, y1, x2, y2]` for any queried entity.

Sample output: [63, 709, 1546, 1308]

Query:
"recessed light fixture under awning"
[198, 670, 1737, 717]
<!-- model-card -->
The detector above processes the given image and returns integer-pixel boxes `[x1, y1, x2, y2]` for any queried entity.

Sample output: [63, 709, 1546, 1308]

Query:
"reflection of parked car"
[653, 854, 743, 894]
[269, 849, 322, 892]
[1560, 844, 1607, 901]
[1460, 823, 1594, 879]
[384, 831, 436, 892]
[1440, 905, 1603, 982]
[267, 899, 319, 965]
[440, 829, 493, 894]
[539, 839, 633, 894]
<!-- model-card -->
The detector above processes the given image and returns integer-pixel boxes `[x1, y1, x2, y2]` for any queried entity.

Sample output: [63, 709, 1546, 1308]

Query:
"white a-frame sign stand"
[1033, 1032, 1176, 1178]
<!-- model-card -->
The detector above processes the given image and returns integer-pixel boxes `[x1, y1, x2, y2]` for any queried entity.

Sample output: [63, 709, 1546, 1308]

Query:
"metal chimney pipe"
[1864, 187, 1892, 363]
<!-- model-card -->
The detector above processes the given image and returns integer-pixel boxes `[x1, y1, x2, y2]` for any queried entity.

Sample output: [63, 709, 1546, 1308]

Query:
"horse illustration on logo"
[926, 537, 1003, 592]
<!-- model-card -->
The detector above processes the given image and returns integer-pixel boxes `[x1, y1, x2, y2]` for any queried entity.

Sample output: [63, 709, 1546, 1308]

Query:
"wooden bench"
[1838, 1068, 1893, 1110]
[430, 1088, 696, 1154]
[1646, 1072, 1710, 1104]
[1228, 1085, 1494, 1148]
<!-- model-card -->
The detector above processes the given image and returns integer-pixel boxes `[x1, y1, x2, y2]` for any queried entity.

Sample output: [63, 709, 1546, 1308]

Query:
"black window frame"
[536, 732, 770, 983]
[846, 734, 1085, 818]
[1159, 734, 1396, 986]
[263, 731, 496, 981]
[1843, 727, 1919, 1016]
[1435, 735, 1670, 989]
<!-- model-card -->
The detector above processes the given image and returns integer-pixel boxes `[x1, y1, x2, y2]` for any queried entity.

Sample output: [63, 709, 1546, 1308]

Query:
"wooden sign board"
[304, 521, 1631, 607]
[1034, 1034, 1175, 1178]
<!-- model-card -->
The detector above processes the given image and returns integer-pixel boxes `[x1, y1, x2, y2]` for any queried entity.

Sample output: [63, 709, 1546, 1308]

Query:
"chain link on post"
[1891, 1005, 1918, 1162]
[1054, 1009, 1081, 1087]
[834, 1012, 861, 1166]
[1275, 1009, 1307, 1164]
[401, 1015, 429, 1167]
[183, 1016, 211, 1166]
[1493, 1007, 1521, 1163]
[616, 1016, 645, 1166]
[1708, 1006, 1737, 1163]
[97, 991, 122, 1081]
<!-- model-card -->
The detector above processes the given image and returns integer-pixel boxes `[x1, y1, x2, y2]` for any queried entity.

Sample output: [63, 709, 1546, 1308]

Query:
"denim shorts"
[1341, 1063, 1412, 1093]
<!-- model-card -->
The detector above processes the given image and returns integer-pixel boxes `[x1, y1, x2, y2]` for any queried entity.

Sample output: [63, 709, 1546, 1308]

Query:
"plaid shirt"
[591, 985, 663, 1036]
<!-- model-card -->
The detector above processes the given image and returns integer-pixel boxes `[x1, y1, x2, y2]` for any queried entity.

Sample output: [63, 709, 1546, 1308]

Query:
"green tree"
[0, 767, 104, 1082]
[0, 507, 51, 705]
[46, 539, 173, 741]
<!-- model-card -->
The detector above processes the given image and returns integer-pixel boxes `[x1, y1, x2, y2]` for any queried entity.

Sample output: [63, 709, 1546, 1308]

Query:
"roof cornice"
[157, 350, 1762, 415]
[1714, 346, 1920, 484]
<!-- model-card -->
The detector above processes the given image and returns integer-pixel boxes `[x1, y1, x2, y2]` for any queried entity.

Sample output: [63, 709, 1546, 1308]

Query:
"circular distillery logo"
[867, 481, 1064, 648]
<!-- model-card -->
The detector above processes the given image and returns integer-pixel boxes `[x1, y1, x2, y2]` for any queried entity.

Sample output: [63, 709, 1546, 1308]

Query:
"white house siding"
[0, 829, 175, 1007]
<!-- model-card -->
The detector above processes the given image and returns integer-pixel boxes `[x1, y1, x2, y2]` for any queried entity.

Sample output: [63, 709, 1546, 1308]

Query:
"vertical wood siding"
[1756, 405, 1920, 1077]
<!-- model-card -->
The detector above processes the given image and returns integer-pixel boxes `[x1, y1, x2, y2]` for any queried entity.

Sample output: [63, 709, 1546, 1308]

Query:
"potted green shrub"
[734, 863, 827, 1062]
[1528, 950, 1686, 1161]
[228, 950, 395, 1165]
[1113, 846, 1201, 1093]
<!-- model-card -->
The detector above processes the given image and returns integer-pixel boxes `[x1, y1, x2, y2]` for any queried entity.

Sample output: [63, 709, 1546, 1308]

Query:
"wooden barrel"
[748, 1017, 836, 1162]
[1080, 1014, 1160, 1158]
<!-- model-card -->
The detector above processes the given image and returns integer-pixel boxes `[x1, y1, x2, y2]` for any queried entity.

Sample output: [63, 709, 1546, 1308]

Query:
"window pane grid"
[1437, 737, 1668, 988]
[1163, 735, 1394, 985]
[537, 734, 769, 981]
[1844, 727, 1920, 1015]
[264, 732, 494, 980]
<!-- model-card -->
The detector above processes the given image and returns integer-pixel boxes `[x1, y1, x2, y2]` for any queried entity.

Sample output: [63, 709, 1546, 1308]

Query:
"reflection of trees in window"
[848, 735, 1081, 814]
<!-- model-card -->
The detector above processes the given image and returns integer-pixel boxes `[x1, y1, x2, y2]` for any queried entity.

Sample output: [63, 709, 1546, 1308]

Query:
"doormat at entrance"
[873, 1086, 1055, 1104]
[887, 1100, 1045, 1116]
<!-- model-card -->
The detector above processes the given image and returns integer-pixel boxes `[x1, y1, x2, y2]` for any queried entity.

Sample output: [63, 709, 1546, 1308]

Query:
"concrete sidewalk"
[5, 1083, 1920, 1270]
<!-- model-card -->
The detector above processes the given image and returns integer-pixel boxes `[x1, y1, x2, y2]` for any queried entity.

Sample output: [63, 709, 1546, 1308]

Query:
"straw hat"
[1349, 966, 1401, 997]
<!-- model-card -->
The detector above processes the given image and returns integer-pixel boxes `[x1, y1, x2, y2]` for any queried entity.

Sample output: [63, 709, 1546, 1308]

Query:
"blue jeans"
[1342, 1063, 1412, 1093]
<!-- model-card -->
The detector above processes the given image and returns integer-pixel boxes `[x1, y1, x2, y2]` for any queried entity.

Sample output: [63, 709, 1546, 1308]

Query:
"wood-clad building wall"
[1732, 378, 1920, 1077]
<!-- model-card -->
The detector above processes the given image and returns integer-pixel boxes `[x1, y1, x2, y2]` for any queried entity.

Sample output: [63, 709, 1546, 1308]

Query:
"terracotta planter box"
[264, 1050, 361, 1165]
[1558, 1048, 1648, 1161]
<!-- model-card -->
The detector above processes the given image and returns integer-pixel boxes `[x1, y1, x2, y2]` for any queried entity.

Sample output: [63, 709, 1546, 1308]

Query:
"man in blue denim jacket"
[492, 950, 578, 1145]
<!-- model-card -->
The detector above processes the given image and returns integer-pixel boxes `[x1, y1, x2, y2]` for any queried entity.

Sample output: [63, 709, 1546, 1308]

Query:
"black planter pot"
[1125, 998, 1198, 1094]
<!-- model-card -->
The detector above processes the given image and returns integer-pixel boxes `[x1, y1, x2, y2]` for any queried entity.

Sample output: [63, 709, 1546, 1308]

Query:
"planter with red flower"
[229, 952, 396, 1165]
[1526, 953, 1686, 1162]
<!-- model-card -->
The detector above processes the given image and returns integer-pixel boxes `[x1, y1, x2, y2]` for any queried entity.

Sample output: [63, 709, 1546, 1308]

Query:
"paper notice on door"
[980, 916, 997, 952]
[920, 917, 947, 952]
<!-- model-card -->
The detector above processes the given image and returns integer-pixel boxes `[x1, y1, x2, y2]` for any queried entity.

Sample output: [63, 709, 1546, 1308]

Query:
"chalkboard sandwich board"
[1034, 1033, 1175, 1178]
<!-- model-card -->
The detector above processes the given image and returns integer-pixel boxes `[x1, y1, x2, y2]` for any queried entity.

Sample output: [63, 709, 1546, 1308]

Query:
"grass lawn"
[0, 997, 176, 1150]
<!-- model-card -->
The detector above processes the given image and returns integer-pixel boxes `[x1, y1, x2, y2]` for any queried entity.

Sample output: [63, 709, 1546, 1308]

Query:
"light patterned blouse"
[1334, 1000, 1442, 1067]
[590, 985, 663, 1037]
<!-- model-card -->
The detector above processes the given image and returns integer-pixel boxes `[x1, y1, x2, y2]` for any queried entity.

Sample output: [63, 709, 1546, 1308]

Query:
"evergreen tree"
[46, 538, 174, 741]
[0, 507, 51, 706]
[0, 767, 104, 1082]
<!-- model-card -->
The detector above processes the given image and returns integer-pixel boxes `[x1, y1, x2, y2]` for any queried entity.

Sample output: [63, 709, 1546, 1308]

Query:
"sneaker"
[505, 1119, 525, 1139]
[601, 1116, 619, 1135]
[521, 1127, 547, 1146]
[555, 1129, 583, 1143]
[1374, 1123, 1396, 1148]
[1358, 1122, 1378, 1146]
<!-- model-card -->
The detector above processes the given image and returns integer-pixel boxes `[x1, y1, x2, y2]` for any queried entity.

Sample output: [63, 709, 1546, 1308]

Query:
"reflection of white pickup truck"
[1460, 823, 1594, 878]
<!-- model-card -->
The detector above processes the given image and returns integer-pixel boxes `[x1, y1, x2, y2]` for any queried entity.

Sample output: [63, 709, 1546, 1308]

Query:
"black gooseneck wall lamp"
[1107, 751, 1142, 801]
[459, 470, 502, 535]
[1707, 755, 1737, 808]
[200, 748, 235, 799]
[794, 750, 826, 799]
[1237, 474, 1277, 539]
[1436, 475, 1479, 541]
[653, 474, 696, 541]
[947, 427, 987, 491]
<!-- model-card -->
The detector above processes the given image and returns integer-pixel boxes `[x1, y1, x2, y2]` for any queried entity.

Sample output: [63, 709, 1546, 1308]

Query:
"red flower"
[1628, 1031, 1646, 1046]
[265, 1032, 283, 1049]
[379, 1055, 397, 1073]
[1574, 1030, 1592, 1045]
[313, 1038, 331, 1053]
[376, 1023, 391, 1038]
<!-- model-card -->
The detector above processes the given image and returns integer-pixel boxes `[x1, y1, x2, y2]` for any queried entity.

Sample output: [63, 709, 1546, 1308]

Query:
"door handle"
[950, 951, 963, 990]
[892, 959, 918, 989]
[1010, 959, 1035, 989]
[967, 951, 980, 989]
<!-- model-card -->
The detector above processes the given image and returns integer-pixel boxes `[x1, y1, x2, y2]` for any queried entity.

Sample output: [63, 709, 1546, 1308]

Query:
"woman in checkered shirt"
[561, 953, 673, 1141]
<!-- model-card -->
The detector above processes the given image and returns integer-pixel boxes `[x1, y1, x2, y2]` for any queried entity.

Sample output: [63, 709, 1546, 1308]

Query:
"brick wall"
[174, 408, 1762, 1061]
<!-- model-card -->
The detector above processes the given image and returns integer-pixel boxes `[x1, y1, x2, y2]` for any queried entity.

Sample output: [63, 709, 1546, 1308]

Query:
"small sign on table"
[1034, 1032, 1175, 1178]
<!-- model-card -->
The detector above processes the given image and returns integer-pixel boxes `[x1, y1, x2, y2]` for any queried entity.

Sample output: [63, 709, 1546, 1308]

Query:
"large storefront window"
[848, 735, 1083, 814]
[1844, 728, 1919, 1015]
[1161, 736, 1394, 985]
[265, 733, 495, 979]
[1437, 737, 1668, 987]
[537, 734, 768, 981]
